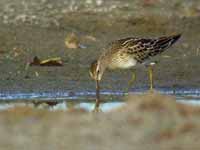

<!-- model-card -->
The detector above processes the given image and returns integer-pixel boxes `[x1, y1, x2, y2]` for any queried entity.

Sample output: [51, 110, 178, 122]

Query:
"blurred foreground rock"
[0, 92, 200, 150]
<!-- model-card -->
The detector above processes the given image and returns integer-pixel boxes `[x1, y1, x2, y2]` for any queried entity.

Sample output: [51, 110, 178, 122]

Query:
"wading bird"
[89, 34, 181, 111]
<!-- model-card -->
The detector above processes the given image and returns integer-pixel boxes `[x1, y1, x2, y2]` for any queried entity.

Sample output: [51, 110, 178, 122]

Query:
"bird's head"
[89, 60, 105, 81]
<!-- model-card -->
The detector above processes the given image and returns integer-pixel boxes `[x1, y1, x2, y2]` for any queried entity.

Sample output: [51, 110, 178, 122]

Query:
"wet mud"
[0, 0, 199, 94]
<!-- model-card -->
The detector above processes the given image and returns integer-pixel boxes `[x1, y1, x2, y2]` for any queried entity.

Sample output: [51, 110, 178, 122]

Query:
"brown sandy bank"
[0, 92, 200, 150]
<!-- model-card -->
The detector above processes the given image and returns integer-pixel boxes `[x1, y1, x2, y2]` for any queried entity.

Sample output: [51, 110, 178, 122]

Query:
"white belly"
[108, 57, 137, 69]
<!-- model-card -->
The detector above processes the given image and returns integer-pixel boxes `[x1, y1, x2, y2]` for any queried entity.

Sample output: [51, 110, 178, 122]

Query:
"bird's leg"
[93, 80, 101, 112]
[126, 69, 136, 93]
[148, 64, 154, 91]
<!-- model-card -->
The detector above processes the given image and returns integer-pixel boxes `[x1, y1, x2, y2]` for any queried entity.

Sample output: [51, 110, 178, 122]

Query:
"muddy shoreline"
[0, 17, 199, 93]
[0, 0, 199, 94]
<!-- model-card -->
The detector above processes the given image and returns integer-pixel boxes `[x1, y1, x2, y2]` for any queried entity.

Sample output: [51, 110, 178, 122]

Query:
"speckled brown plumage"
[89, 34, 181, 111]
[101, 34, 181, 66]
[90, 34, 181, 81]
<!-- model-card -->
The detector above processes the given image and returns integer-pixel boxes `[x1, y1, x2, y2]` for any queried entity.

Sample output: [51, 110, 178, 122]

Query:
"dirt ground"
[0, 0, 199, 93]
[0, 92, 200, 150]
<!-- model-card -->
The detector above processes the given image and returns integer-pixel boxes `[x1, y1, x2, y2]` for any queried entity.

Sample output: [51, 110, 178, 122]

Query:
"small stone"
[65, 33, 80, 49]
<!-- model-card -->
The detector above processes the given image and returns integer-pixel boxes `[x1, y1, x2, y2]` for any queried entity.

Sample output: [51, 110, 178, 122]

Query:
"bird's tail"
[149, 34, 181, 56]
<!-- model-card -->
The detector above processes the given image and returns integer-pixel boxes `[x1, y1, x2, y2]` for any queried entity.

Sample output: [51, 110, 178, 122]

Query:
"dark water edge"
[0, 87, 199, 102]
[0, 87, 200, 112]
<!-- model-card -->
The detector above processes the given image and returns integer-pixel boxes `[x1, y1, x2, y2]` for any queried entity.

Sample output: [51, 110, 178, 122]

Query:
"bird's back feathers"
[106, 34, 181, 63]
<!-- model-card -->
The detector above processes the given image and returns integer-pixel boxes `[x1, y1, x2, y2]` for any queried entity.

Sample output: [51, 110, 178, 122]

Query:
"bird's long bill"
[96, 80, 100, 100]
[95, 80, 101, 109]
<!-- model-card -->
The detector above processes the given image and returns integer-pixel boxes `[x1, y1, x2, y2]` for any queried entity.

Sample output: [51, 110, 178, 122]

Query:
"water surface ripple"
[0, 87, 199, 101]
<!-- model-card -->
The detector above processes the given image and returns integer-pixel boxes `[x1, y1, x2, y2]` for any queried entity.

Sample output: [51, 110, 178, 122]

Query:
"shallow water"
[0, 87, 199, 112]
[0, 87, 199, 101]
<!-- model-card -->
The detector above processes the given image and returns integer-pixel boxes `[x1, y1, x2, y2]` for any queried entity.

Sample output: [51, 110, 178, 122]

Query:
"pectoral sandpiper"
[89, 34, 181, 111]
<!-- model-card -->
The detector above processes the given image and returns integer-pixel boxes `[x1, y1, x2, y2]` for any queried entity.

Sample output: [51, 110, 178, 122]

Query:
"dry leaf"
[30, 56, 63, 66]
